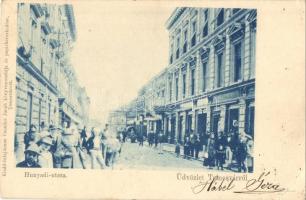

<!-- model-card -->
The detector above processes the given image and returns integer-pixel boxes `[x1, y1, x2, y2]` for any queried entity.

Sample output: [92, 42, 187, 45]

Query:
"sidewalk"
[161, 143, 204, 162]
[160, 143, 247, 173]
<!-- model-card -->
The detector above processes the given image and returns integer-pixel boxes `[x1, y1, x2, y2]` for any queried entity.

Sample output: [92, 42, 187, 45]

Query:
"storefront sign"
[180, 101, 193, 110]
[212, 90, 240, 104]
[197, 98, 208, 107]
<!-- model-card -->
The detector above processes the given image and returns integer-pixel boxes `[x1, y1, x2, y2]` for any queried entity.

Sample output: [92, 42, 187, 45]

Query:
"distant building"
[108, 110, 127, 131]
[15, 3, 90, 162]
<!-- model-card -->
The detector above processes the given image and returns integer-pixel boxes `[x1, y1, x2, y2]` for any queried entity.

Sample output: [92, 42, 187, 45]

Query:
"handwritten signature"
[191, 171, 285, 194]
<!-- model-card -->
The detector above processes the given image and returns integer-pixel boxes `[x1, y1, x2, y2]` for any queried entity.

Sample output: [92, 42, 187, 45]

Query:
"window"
[184, 30, 188, 41]
[182, 74, 186, 98]
[191, 21, 197, 47]
[176, 37, 180, 59]
[183, 30, 188, 53]
[191, 69, 195, 96]
[26, 93, 33, 130]
[175, 77, 179, 100]
[216, 52, 224, 87]
[217, 9, 224, 26]
[202, 62, 208, 91]
[31, 20, 37, 55]
[233, 42, 242, 82]
[203, 24, 208, 37]
[203, 10, 209, 38]
[204, 10, 208, 21]
[161, 90, 165, 98]
[170, 44, 174, 64]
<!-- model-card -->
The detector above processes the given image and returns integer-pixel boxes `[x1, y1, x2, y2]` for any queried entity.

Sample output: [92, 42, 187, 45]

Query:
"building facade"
[126, 8, 256, 145]
[15, 3, 90, 161]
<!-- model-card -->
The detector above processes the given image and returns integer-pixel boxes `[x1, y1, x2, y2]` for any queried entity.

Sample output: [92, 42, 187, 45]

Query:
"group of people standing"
[17, 122, 122, 169]
[203, 130, 253, 173]
[174, 129, 253, 173]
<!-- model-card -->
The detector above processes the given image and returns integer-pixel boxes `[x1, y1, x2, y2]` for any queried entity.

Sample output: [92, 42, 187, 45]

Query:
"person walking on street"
[189, 131, 196, 158]
[60, 125, 83, 169]
[183, 136, 190, 159]
[206, 133, 216, 169]
[137, 122, 145, 147]
[49, 126, 63, 168]
[86, 127, 106, 169]
[80, 126, 88, 148]
[157, 131, 163, 154]
[194, 137, 201, 159]
[215, 132, 226, 170]
[175, 141, 181, 157]
[236, 134, 248, 172]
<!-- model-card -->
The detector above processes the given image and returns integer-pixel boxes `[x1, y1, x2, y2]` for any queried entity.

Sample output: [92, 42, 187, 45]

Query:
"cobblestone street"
[114, 142, 205, 170]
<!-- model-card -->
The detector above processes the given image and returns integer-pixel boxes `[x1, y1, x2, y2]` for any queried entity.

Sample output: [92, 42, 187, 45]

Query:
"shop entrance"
[186, 113, 193, 135]
[227, 108, 239, 133]
[197, 113, 207, 148]
[246, 105, 255, 138]
[197, 113, 207, 137]
[212, 112, 220, 135]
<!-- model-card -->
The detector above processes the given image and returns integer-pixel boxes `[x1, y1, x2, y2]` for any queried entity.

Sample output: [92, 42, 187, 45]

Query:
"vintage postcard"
[0, 0, 304, 199]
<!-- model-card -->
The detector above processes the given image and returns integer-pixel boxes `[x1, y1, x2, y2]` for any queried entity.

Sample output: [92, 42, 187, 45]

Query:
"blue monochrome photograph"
[15, 4, 256, 173]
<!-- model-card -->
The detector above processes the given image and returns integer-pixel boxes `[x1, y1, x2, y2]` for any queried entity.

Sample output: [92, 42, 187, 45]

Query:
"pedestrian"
[206, 133, 216, 169]
[246, 137, 254, 173]
[86, 127, 106, 169]
[215, 132, 226, 170]
[80, 126, 88, 148]
[60, 125, 83, 169]
[194, 137, 201, 159]
[236, 134, 248, 173]
[16, 144, 41, 168]
[175, 142, 180, 157]
[109, 137, 121, 168]
[189, 131, 196, 158]
[225, 131, 234, 170]
[37, 136, 54, 168]
[183, 136, 190, 159]
[158, 131, 163, 154]
[24, 124, 38, 149]
[154, 132, 158, 147]
[50, 126, 63, 168]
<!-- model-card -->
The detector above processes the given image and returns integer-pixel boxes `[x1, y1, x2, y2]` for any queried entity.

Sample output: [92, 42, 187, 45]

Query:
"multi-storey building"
[127, 7, 256, 145]
[164, 8, 256, 144]
[15, 3, 90, 162]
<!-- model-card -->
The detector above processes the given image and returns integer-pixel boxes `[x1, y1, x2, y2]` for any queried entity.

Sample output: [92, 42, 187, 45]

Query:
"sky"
[70, 2, 174, 125]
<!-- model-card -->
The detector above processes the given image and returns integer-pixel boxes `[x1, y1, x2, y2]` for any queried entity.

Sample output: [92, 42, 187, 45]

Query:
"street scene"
[15, 4, 256, 172]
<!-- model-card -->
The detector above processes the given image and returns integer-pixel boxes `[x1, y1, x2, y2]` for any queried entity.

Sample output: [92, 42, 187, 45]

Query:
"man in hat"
[37, 137, 54, 168]
[24, 124, 38, 149]
[16, 144, 41, 168]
